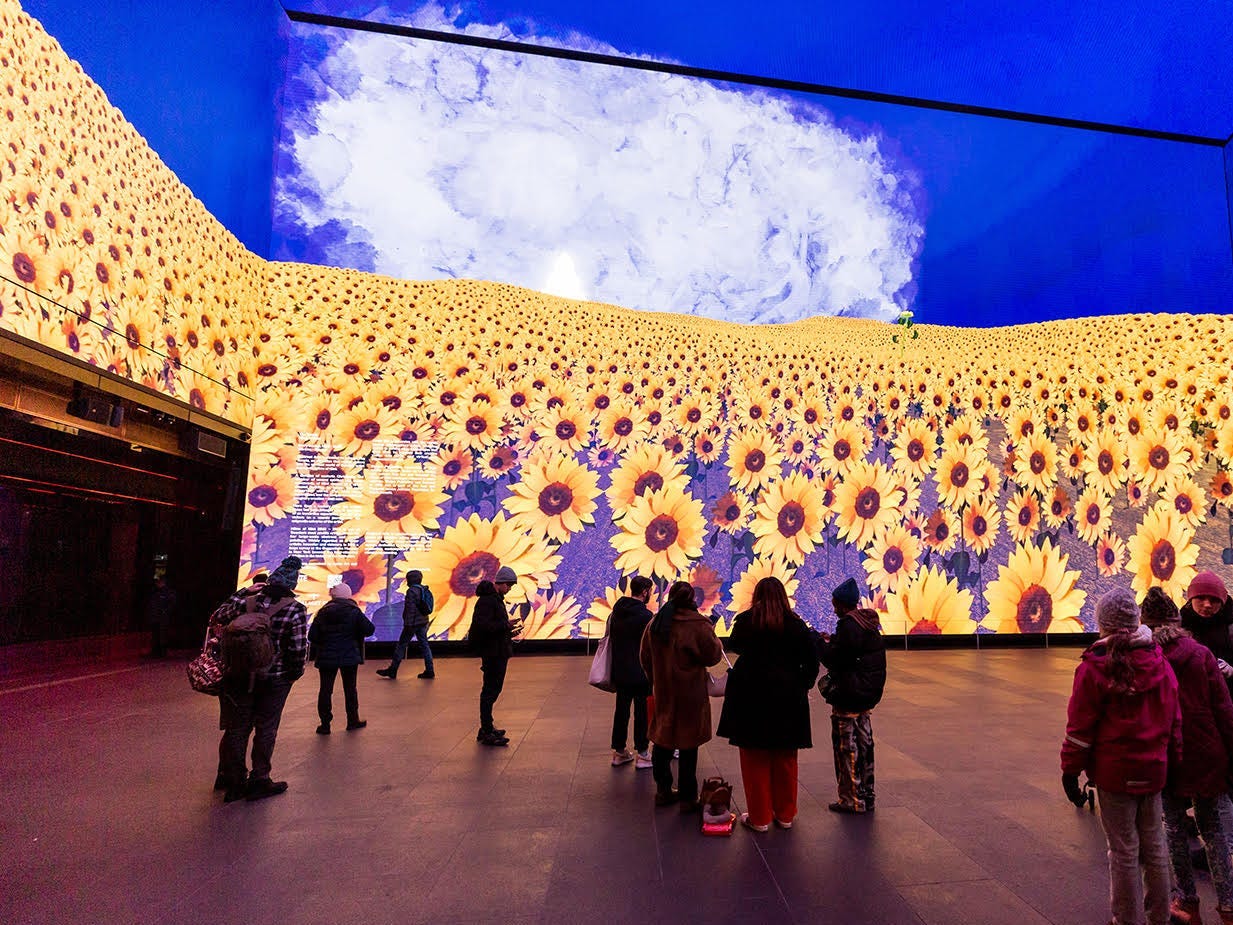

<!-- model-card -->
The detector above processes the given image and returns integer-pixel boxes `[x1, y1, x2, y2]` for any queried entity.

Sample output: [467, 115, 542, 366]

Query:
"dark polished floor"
[2, 648, 1215, 924]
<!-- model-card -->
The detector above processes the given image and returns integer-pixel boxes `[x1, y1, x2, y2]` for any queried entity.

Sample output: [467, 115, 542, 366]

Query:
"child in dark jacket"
[1142, 586, 1233, 925]
[308, 584, 375, 734]
[1061, 588, 1181, 925]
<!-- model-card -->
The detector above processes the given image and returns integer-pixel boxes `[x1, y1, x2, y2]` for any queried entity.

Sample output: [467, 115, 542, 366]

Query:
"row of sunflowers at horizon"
[236, 264, 1233, 639]
[0, 3, 259, 426]
[5, 3, 1233, 639]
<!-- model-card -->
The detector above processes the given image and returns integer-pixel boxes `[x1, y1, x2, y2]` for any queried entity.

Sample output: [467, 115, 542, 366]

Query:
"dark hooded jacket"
[1155, 626, 1233, 798]
[469, 580, 513, 660]
[608, 595, 653, 689]
[817, 608, 886, 712]
[717, 610, 819, 749]
[308, 599, 375, 669]
[1061, 628, 1182, 794]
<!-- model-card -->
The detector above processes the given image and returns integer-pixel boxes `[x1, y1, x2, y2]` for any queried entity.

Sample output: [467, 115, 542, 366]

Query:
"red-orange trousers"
[738, 747, 799, 827]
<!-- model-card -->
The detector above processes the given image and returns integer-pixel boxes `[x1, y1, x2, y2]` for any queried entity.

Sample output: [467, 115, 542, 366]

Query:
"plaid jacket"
[208, 584, 309, 682]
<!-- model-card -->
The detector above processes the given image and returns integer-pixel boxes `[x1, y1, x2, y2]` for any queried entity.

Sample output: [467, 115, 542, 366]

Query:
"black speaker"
[66, 390, 120, 426]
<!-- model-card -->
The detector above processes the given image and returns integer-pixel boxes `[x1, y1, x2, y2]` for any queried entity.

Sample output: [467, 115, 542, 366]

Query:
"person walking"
[308, 584, 375, 735]
[608, 576, 654, 769]
[215, 557, 308, 803]
[818, 577, 886, 814]
[639, 580, 722, 812]
[1061, 587, 1181, 925]
[717, 576, 819, 832]
[469, 566, 522, 747]
[377, 569, 435, 679]
[1141, 586, 1233, 925]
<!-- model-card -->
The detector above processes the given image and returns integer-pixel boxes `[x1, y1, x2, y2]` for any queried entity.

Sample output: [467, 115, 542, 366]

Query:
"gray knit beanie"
[1096, 587, 1140, 635]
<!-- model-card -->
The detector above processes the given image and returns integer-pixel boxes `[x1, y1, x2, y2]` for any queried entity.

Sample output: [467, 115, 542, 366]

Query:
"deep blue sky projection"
[21, 0, 1233, 326]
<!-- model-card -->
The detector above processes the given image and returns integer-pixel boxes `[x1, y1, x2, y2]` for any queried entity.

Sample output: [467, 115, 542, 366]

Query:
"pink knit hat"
[1188, 571, 1229, 604]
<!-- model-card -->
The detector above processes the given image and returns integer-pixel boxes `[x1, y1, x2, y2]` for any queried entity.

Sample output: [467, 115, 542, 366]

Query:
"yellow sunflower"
[863, 523, 922, 594]
[298, 547, 389, 612]
[1006, 489, 1040, 545]
[245, 466, 295, 527]
[891, 417, 936, 481]
[961, 496, 1000, 555]
[597, 399, 648, 453]
[1126, 505, 1199, 603]
[1043, 486, 1072, 530]
[1082, 429, 1127, 497]
[1012, 430, 1059, 495]
[515, 590, 582, 640]
[537, 404, 589, 456]
[727, 428, 785, 494]
[1128, 429, 1187, 494]
[1210, 470, 1233, 511]
[833, 460, 898, 549]
[711, 490, 749, 534]
[1095, 531, 1127, 577]
[610, 484, 707, 578]
[336, 464, 449, 545]
[1161, 475, 1206, 530]
[885, 565, 976, 635]
[419, 512, 561, 638]
[435, 445, 474, 490]
[1074, 487, 1111, 545]
[606, 444, 687, 513]
[749, 471, 827, 565]
[935, 442, 985, 510]
[333, 400, 400, 456]
[818, 419, 868, 476]
[441, 398, 503, 452]
[503, 453, 601, 543]
[922, 507, 959, 554]
[984, 540, 1087, 634]
[727, 558, 799, 617]
[583, 586, 625, 639]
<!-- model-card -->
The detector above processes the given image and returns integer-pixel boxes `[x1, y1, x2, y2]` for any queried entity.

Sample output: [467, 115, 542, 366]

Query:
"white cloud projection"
[276, 4, 924, 323]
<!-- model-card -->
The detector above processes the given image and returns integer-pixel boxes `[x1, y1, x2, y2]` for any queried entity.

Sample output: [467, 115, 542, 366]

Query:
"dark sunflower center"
[935, 522, 950, 541]
[1151, 540, 1176, 581]
[343, 363, 360, 375]
[1015, 584, 1053, 632]
[374, 491, 413, 522]
[834, 441, 851, 461]
[614, 418, 633, 436]
[745, 450, 765, 472]
[1148, 446, 1169, 470]
[248, 485, 277, 507]
[1029, 452, 1046, 475]
[645, 514, 680, 552]
[971, 515, 987, 535]
[450, 551, 500, 597]
[883, 547, 904, 573]
[951, 462, 969, 487]
[1085, 504, 1101, 525]
[724, 504, 740, 522]
[555, 421, 576, 440]
[315, 409, 331, 429]
[687, 408, 701, 423]
[907, 440, 924, 462]
[539, 482, 573, 516]
[12, 252, 35, 282]
[777, 502, 804, 537]
[125, 324, 140, 348]
[1019, 506, 1033, 527]
[1098, 450, 1114, 475]
[855, 487, 881, 519]
[1175, 495, 1192, 515]
[339, 569, 365, 594]
[95, 262, 108, 284]
[258, 363, 277, 377]
[465, 416, 487, 435]
[594, 395, 610, 410]
[355, 420, 380, 440]
[510, 393, 526, 407]
[443, 459, 462, 476]
[1102, 547, 1116, 566]
[804, 409, 817, 424]
[634, 472, 664, 496]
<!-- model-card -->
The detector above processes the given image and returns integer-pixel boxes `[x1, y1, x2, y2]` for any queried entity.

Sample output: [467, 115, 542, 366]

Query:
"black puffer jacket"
[308, 600, 375, 669]
[609, 595, 653, 688]
[469, 581, 513, 660]
[818, 609, 887, 712]
[1182, 597, 1233, 694]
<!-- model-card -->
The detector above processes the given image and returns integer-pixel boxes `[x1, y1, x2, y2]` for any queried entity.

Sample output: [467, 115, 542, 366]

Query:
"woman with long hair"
[639, 580, 722, 811]
[717, 576, 819, 831]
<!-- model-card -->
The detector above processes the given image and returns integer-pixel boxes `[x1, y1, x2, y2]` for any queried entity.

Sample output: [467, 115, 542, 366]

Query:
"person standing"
[207, 572, 267, 794]
[1181, 571, 1233, 692]
[216, 557, 308, 803]
[377, 569, 435, 679]
[1141, 586, 1233, 925]
[144, 572, 176, 658]
[309, 584, 375, 735]
[717, 576, 819, 832]
[639, 580, 722, 812]
[1061, 587, 1181, 925]
[818, 577, 886, 814]
[469, 566, 522, 747]
[608, 576, 654, 769]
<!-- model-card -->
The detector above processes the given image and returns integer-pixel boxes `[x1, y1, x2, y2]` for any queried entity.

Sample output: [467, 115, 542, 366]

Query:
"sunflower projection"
[10, 1, 1233, 643]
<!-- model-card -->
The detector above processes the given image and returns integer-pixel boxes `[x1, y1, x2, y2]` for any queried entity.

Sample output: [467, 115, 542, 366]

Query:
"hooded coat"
[308, 599, 374, 669]
[639, 605, 722, 749]
[817, 608, 886, 713]
[716, 610, 819, 750]
[1181, 596, 1233, 694]
[470, 581, 513, 660]
[1155, 626, 1233, 798]
[1061, 629, 1182, 794]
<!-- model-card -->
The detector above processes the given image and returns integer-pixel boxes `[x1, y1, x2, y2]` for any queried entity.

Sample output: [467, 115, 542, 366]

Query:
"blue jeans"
[391, 624, 433, 673]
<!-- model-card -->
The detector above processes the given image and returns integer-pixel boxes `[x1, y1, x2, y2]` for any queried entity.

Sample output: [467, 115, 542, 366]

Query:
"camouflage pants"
[831, 710, 875, 811]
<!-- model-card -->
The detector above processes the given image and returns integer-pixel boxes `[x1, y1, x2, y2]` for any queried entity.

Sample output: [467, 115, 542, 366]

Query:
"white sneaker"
[635, 750, 653, 769]
[611, 749, 635, 767]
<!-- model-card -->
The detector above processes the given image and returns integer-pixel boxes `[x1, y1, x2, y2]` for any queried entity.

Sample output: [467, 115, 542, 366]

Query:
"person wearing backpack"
[309, 583, 375, 734]
[377, 569, 435, 680]
[217, 558, 308, 803]
[207, 572, 267, 795]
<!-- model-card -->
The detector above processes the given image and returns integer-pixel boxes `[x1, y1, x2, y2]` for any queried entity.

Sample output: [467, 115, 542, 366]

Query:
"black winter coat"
[609, 595, 653, 688]
[470, 582, 513, 660]
[401, 584, 432, 629]
[1181, 597, 1233, 695]
[716, 611, 820, 750]
[308, 600, 375, 668]
[818, 609, 886, 712]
